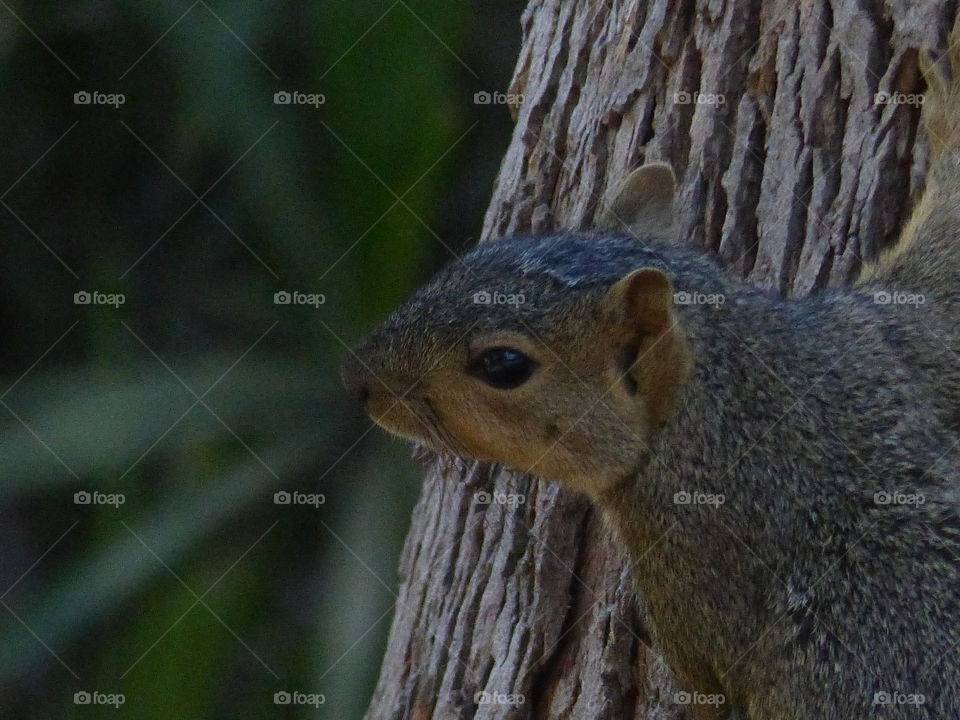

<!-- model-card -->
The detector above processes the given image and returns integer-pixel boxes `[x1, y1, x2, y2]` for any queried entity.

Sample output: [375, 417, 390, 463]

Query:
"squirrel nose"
[341, 352, 371, 404]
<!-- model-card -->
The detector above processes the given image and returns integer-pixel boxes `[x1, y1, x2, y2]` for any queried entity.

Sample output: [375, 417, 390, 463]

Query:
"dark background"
[0, 2, 523, 717]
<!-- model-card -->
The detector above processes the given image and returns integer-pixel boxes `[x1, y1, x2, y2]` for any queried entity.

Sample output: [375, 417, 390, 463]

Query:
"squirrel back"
[855, 43, 960, 434]
[858, 41, 960, 301]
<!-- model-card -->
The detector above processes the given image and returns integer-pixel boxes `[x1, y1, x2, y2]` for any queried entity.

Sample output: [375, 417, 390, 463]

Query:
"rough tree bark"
[365, 1, 955, 718]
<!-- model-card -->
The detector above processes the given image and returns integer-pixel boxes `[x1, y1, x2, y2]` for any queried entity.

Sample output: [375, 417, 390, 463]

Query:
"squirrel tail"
[857, 15, 960, 299]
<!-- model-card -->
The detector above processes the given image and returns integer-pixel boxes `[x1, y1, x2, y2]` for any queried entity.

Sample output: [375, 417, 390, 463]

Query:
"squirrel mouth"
[367, 394, 467, 458]
[420, 398, 468, 458]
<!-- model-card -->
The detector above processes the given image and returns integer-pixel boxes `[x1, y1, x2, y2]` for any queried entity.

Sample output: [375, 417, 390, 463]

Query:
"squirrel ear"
[596, 163, 676, 237]
[603, 268, 691, 425]
[604, 267, 675, 338]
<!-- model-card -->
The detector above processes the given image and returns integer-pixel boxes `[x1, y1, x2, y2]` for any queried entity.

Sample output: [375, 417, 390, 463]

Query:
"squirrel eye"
[469, 347, 536, 389]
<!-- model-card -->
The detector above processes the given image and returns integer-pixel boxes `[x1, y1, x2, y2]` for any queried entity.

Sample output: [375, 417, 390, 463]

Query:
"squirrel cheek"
[429, 400, 494, 458]
[437, 401, 529, 467]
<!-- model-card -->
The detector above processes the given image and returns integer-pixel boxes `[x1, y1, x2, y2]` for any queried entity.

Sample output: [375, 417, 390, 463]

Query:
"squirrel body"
[343, 20, 960, 720]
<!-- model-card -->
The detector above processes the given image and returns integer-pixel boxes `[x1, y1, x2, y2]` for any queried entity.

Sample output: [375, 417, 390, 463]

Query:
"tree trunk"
[365, 1, 954, 718]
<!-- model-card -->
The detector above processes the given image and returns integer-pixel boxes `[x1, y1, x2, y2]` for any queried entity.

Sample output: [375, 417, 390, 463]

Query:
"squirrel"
[342, 20, 960, 720]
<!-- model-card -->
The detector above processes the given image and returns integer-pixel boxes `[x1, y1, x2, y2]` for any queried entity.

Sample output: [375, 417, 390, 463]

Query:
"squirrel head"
[342, 164, 695, 497]
[342, 248, 695, 497]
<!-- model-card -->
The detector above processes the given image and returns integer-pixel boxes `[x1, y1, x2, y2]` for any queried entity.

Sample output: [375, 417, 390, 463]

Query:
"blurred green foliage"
[0, 1, 521, 717]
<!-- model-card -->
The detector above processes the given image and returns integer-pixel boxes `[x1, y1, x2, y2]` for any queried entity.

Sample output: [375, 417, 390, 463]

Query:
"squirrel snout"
[340, 353, 371, 405]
